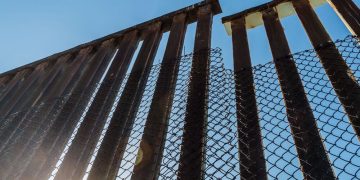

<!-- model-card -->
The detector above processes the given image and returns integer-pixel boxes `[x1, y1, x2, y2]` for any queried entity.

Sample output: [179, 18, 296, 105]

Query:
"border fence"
[0, 0, 360, 179]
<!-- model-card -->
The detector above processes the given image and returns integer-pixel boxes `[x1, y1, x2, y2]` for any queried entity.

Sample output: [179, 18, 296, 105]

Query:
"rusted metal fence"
[0, 0, 360, 179]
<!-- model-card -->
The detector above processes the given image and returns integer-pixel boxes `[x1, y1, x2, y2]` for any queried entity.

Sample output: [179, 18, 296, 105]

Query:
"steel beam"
[177, 4, 213, 180]
[0, 63, 47, 117]
[230, 17, 268, 180]
[131, 13, 187, 180]
[0, 57, 66, 155]
[86, 23, 163, 180]
[5, 47, 95, 179]
[21, 40, 117, 180]
[293, 0, 360, 142]
[54, 31, 139, 180]
[0, 69, 32, 104]
[263, 8, 335, 179]
[327, 0, 360, 36]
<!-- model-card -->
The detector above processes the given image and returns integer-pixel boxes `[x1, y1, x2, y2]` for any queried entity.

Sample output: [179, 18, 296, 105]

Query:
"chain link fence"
[0, 36, 359, 179]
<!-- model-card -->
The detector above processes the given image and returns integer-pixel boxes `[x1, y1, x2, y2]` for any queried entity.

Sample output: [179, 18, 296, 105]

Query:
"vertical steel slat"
[0, 57, 67, 154]
[230, 17, 267, 180]
[6, 47, 94, 179]
[131, 13, 187, 180]
[0, 67, 37, 114]
[21, 40, 116, 180]
[0, 52, 81, 179]
[0, 69, 32, 104]
[0, 63, 56, 119]
[178, 4, 213, 180]
[54, 31, 139, 180]
[293, 0, 360, 141]
[262, 8, 335, 179]
[0, 55, 72, 178]
[0, 63, 46, 117]
[0, 75, 14, 99]
[86, 23, 163, 180]
[327, 0, 360, 36]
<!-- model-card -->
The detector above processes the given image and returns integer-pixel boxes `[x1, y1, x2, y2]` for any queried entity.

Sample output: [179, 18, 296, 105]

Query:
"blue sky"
[0, 0, 359, 73]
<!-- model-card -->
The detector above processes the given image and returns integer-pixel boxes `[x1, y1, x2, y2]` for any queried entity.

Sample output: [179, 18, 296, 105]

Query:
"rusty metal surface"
[54, 32, 139, 180]
[131, 13, 187, 180]
[177, 5, 213, 180]
[293, 0, 360, 142]
[87, 24, 163, 180]
[263, 8, 335, 179]
[231, 17, 267, 180]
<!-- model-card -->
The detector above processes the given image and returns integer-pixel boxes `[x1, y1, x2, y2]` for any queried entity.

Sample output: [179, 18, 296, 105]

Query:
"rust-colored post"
[0, 63, 46, 117]
[86, 23, 162, 180]
[0, 54, 74, 178]
[0, 75, 12, 95]
[293, 0, 360, 141]
[177, 4, 212, 180]
[0, 69, 36, 114]
[22, 40, 117, 180]
[4, 47, 95, 179]
[0, 57, 66, 155]
[0, 69, 32, 104]
[54, 31, 139, 180]
[327, 0, 360, 36]
[262, 8, 335, 179]
[230, 17, 267, 180]
[131, 14, 187, 180]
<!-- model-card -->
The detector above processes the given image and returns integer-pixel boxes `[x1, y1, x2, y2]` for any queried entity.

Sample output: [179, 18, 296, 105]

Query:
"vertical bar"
[293, 0, 360, 141]
[0, 69, 32, 104]
[0, 57, 66, 155]
[5, 47, 95, 179]
[0, 54, 72, 178]
[262, 8, 335, 179]
[327, 0, 360, 36]
[20, 40, 116, 180]
[230, 17, 267, 180]
[86, 23, 162, 180]
[131, 13, 187, 180]
[0, 75, 13, 97]
[54, 31, 139, 180]
[177, 4, 213, 180]
[0, 52, 85, 179]
[0, 63, 46, 117]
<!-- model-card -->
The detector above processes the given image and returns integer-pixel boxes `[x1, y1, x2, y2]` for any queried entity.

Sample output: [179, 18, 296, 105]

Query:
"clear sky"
[0, 0, 359, 73]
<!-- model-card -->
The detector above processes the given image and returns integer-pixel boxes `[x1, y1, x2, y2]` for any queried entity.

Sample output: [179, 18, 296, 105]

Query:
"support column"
[86, 23, 162, 180]
[19, 40, 116, 180]
[178, 4, 213, 180]
[263, 8, 335, 179]
[55, 31, 139, 180]
[0, 69, 32, 104]
[327, 0, 360, 36]
[231, 17, 267, 180]
[0, 63, 46, 118]
[293, 0, 360, 141]
[5, 47, 95, 180]
[131, 13, 187, 180]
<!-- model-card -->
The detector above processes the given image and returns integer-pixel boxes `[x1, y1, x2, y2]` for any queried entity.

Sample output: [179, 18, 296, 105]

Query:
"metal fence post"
[293, 0, 360, 141]
[262, 8, 335, 179]
[327, 0, 360, 36]
[131, 13, 187, 180]
[86, 23, 163, 180]
[55, 31, 139, 180]
[230, 17, 268, 180]
[178, 4, 213, 180]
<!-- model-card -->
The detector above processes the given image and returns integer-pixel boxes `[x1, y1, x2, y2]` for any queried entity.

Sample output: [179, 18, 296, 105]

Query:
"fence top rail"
[0, 0, 221, 78]
[222, 0, 326, 34]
